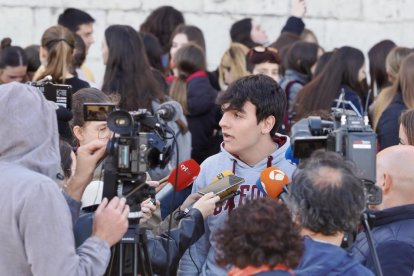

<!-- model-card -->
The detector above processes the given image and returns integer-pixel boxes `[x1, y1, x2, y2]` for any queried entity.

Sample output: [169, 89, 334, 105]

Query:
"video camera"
[28, 76, 72, 110]
[290, 108, 382, 205]
[84, 104, 173, 211]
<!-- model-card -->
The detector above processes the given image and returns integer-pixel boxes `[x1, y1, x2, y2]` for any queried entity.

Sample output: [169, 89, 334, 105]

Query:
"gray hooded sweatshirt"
[178, 136, 296, 275]
[0, 82, 110, 275]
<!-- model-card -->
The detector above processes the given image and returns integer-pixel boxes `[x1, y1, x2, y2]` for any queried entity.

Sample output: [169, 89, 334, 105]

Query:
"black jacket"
[74, 208, 205, 275]
[376, 92, 406, 150]
[352, 204, 414, 275]
[186, 74, 220, 164]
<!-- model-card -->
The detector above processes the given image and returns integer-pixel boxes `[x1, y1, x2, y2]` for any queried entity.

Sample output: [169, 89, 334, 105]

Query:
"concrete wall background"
[1, 0, 413, 86]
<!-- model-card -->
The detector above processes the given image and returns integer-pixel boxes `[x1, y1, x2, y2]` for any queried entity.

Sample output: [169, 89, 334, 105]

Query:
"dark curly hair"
[215, 197, 303, 269]
[289, 150, 366, 235]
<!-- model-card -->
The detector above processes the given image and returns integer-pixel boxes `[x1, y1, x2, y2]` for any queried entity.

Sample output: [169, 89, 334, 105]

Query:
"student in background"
[34, 25, 90, 93]
[0, 37, 28, 84]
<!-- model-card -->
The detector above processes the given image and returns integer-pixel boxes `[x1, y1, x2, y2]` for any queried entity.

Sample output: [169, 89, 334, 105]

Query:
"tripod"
[107, 221, 153, 276]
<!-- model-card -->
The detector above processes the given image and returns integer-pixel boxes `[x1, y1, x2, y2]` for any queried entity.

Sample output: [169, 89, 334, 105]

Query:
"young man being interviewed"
[178, 74, 296, 275]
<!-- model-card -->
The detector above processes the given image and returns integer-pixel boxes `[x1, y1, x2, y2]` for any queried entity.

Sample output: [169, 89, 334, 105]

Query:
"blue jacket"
[295, 237, 374, 276]
[376, 92, 406, 150]
[352, 204, 414, 275]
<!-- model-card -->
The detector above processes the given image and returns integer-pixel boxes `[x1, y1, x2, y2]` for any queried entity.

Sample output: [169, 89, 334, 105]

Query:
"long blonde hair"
[218, 43, 249, 90]
[373, 53, 414, 130]
[35, 25, 74, 82]
[385, 47, 413, 84]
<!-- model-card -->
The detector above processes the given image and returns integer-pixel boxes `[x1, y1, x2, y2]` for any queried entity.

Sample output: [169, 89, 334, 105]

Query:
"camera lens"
[115, 117, 130, 127]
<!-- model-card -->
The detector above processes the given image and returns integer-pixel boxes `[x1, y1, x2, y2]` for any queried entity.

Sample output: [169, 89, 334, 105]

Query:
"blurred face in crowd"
[76, 23, 94, 53]
[223, 66, 234, 86]
[358, 62, 367, 82]
[0, 65, 27, 84]
[101, 38, 109, 65]
[311, 47, 325, 75]
[252, 62, 280, 82]
[250, 20, 268, 45]
[170, 33, 189, 59]
[399, 124, 409, 145]
[73, 121, 112, 146]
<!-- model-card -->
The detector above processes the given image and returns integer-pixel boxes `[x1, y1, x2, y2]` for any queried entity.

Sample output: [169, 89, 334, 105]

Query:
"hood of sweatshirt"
[0, 82, 61, 181]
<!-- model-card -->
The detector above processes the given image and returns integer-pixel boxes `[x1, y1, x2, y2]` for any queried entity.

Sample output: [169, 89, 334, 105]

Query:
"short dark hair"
[215, 197, 303, 269]
[289, 150, 366, 235]
[58, 8, 95, 32]
[246, 47, 280, 72]
[230, 18, 257, 49]
[217, 74, 286, 136]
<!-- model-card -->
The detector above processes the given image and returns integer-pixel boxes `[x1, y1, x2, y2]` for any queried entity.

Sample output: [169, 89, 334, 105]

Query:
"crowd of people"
[1, 0, 414, 275]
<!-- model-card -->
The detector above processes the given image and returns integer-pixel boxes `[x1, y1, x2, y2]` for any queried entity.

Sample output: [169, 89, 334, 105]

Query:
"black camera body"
[291, 108, 381, 205]
[28, 77, 72, 110]
[96, 108, 172, 207]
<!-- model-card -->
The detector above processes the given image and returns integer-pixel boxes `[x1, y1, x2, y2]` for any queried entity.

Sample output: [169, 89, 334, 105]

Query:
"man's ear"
[72, 126, 84, 143]
[382, 172, 393, 195]
[261, 115, 276, 134]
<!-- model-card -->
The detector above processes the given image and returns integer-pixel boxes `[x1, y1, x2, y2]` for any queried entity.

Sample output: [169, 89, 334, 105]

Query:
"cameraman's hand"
[139, 198, 158, 223]
[92, 197, 129, 246]
[65, 140, 107, 201]
[291, 0, 307, 18]
[193, 192, 220, 219]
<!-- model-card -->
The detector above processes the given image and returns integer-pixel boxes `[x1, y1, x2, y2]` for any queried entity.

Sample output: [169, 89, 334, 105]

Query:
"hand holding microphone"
[155, 159, 200, 201]
[193, 192, 220, 219]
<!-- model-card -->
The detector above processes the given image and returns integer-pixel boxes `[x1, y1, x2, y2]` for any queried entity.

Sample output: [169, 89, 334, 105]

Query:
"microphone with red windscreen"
[256, 166, 290, 201]
[155, 159, 200, 200]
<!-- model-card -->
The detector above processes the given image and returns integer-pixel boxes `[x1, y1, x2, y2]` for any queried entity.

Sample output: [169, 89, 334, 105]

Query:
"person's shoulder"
[377, 239, 414, 256]
[343, 263, 375, 276]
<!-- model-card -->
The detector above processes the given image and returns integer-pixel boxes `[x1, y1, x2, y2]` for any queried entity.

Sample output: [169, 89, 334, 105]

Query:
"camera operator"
[0, 82, 129, 275]
[68, 87, 221, 274]
[352, 145, 414, 275]
[289, 150, 374, 275]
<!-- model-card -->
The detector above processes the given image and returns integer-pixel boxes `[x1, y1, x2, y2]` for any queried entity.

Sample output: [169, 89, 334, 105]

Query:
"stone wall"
[1, 0, 412, 85]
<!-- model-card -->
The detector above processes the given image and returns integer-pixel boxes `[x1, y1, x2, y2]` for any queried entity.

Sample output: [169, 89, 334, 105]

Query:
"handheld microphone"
[155, 159, 200, 200]
[156, 101, 183, 121]
[285, 145, 299, 165]
[257, 166, 290, 201]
